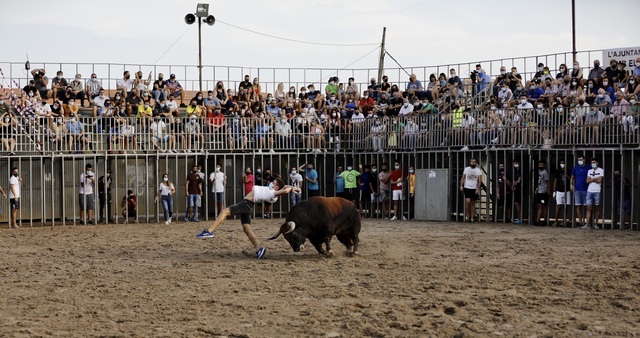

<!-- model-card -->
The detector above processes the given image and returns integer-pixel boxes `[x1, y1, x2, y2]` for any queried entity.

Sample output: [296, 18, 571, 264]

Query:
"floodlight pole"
[571, 0, 576, 63]
[377, 27, 387, 84]
[198, 17, 203, 92]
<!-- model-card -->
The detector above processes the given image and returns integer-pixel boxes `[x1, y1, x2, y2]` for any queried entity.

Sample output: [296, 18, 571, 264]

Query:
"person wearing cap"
[165, 74, 185, 107]
[299, 161, 319, 198]
[533, 63, 545, 81]
[367, 78, 380, 100]
[69, 74, 86, 107]
[79, 163, 96, 225]
[98, 169, 114, 223]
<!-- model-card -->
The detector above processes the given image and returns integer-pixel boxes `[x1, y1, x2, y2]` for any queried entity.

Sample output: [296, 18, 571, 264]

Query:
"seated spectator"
[387, 91, 404, 116]
[610, 94, 629, 123]
[604, 59, 623, 85]
[68, 74, 86, 107]
[326, 111, 343, 150]
[571, 61, 585, 85]
[186, 99, 202, 117]
[150, 117, 175, 152]
[308, 119, 326, 153]
[112, 116, 136, 152]
[228, 117, 247, 152]
[497, 81, 513, 105]
[625, 75, 638, 96]
[85, 73, 102, 101]
[48, 116, 67, 153]
[584, 79, 599, 105]
[345, 77, 359, 100]
[405, 73, 429, 100]
[206, 108, 226, 144]
[556, 64, 569, 80]
[359, 90, 375, 115]
[64, 98, 79, 118]
[448, 69, 462, 89]
[369, 116, 386, 153]
[325, 77, 340, 102]
[153, 98, 171, 118]
[22, 80, 39, 99]
[137, 102, 153, 130]
[588, 60, 604, 81]
[170, 117, 185, 151]
[125, 90, 142, 117]
[403, 117, 419, 149]
[185, 115, 204, 152]
[31, 68, 51, 99]
[367, 78, 380, 100]
[583, 107, 605, 145]
[399, 98, 414, 116]
[165, 74, 186, 107]
[204, 90, 221, 112]
[255, 117, 274, 153]
[380, 75, 391, 96]
[252, 78, 263, 102]
[601, 76, 616, 102]
[116, 71, 134, 97]
[0, 113, 17, 155]
[594, 88, 612, 110]
[191, 91, 205, 109]
[621, 97, 638, 137]
[527, 80, 545, 104]
[532, 63, 545, 81]
[539, 78, 558, 105]
[152, 73, 167, 102]
[51, 70, 68, 101]
[265, 100, 281, 117]
[343, 95, 358, 118]
[133, 71, 152, 95]
[65, 114, 91, 153]
[326, 93, 341, 110]
[274, 116, 293, 149]
[166, 95, 179, 117]
[306, 84, 324, 110]
[539, 66, 553, 83]
[282, 101, 296, 118]
[121, 190, 137, 221]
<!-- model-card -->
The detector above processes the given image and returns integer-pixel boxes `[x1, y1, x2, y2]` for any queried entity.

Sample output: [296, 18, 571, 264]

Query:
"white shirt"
[289, 172, 303, 195]
[9, 175, 20, 199]
[275, 121, 291, 137]
[93, 95, 108, 108]
[463, 166, 482, 190]
[399, 103, 414, 116]
[209, 171, 226, 192]
[404, 122, 419, 135]
[117, 78, 134, 92]
[587, 167, 604, 193]
[167, 100, 178, 110]
[150, 121, 166, 138]
[79, 172, 95, 195]
[351, 113, 365, 124]
[253, 185, 278, 203]
[159, 182, 174, 196]
[461, 116, 475, 129]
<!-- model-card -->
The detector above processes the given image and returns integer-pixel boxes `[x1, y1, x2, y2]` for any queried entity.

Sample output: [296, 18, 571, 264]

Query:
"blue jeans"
[153, 89, 167, 102]
[291, 192, 302, 206]
[162, 195, 173, 221]
[186, 194, 200, 220]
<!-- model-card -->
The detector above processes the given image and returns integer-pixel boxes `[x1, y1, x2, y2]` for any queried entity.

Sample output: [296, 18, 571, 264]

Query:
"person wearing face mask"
[495, 163, 513, 223]
[9, 167, 21, 228]
[51, 70, 68, 101]
[340, 164, 360, 204]
[97, 169, 114, 224]
[510, 160, 523, 224]
[556, 64, 569, 80]
[239, 167, 255, 197]
[299, 161, 319, 199]
[388, 161, 405, 221]
[621, 97, 639, 137]
[610, 94, 629, 123]
[165, 74, 186, 107]
[334, 165, 345, 199]
[150, 117, 176, 152]
[448, 68, 462, 89]
[527, 80, 544, 103]
[65, 114, 92, 153]
[377, 163, 391, 219]
[459, 157, 482, 223]
[152, 73, 167, 102]
[533, 161, 550, 226]
[124, 89, 142, 117]
[185, 114, 204, 153]
[255, 116, 275, 154]
[137, 100, 153, 130]
[78, 163, 96, 225]
[370, 116, 386, 153]
[583, 107, 605, 145]
[325, 77, 340, 102]
[532, 63, 545, 81]
[209, 163, 227, 217]
[184, 165, 203, 222]
[289, 167, 303, 207]
[356, 165, 374, 217]
[116, 71, 134, 97]
[133, 71, 152, 95]
[367, 164, 380, 217]
[579, 158, 604, 230]
[155, 173, 176, 225]
[403, 118, 419, 150]
[359, 90, 375, 115]
[274, 116, 293, 149]
[153, 98, 171, 119]
[588, 60, 604, 81]
[552, 160, 571, 227]
[612, 169, 632, 230]
[30, 68, 51, 99]
[604, 60, 622, 83]
[0, 112, 16, 155]
[570, 155, 589, 227]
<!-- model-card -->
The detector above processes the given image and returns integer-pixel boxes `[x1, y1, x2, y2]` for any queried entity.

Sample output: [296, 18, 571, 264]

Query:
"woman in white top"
[155, 173, 176, 224]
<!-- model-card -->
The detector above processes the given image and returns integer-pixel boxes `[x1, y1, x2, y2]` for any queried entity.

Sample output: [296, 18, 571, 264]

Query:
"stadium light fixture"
[185, 3, 215, 92]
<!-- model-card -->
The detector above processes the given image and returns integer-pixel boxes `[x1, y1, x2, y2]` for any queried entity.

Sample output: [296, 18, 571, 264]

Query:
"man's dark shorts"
[463, 188, 478, 200]
[10, 198, 20, 210]
[536, 193, 548, 205]
[229, 199, 255, 224]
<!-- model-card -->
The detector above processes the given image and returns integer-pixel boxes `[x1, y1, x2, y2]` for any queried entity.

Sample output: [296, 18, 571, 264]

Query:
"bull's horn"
[284, 221, 296, 234]
[267, 230, 281, 240]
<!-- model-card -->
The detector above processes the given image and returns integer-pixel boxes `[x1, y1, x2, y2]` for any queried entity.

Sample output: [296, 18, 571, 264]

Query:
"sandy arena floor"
[0, 219, 639, 337]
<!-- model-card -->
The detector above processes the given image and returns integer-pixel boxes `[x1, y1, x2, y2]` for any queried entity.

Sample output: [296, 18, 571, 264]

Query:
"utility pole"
[198, 17, 203, 92]
[571, 0, 576, 62]
[377, 27, 386, 84]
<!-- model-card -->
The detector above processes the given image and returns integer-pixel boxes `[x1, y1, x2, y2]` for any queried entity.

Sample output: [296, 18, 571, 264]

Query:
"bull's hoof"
[325, 250, 335, 258]
[351, 250, 359, 256]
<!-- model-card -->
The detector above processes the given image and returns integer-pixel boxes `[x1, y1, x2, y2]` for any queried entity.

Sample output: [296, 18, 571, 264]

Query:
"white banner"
[603, 46, 640, 69]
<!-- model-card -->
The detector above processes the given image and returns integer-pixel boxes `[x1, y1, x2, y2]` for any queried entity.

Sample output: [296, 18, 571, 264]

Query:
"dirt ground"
[1, 219, 639, 338]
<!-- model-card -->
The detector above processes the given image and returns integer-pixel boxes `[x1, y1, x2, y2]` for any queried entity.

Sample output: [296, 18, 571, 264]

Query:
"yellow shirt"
[452, 107, 463, 128]
[186, 105, 202, 117]
[137, 105, 153, 117]
[408, 173, 415, 194]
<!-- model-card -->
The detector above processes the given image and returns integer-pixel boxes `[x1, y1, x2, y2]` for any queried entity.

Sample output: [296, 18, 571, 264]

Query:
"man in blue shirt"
[334, 165, 345, 199]
[570, 155, 590, 227]
[528, 80, 545, 104]
[300, 161, 319, 198]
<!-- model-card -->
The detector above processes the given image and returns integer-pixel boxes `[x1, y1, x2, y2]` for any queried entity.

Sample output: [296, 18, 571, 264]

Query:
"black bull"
[268, 196, 361, 256]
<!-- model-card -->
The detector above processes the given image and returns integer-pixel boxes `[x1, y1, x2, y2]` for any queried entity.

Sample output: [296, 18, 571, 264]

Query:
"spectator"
[79, 163, 95, 225]
[398, 98, 414, 116]
[300, 161, 319, 198]
[584, 106, 605, 145]
[228, 117, 247, 152]
[511, 159, 523, 224]
[534, 160, 550, 226]
[186, 115, 204, 152]
[588, 60, 604, 81]
[613, 169, 632, 229]
[137, 101, 153, 130]
[340, 163, 360, 203]
[155, 173, 176, 225]
[570, 155, 589, 227]
[240, 167, 254, 196]
[68, 74, 86, 107]
[459, 157, 481, 223]
[166, 95, 179, 117]
[367, 78, 380, 100]
[209, 163, 226, 217]
[120, 189, 137, 222]
[274, 116, 293, 149]
[252, 78, 263, 102]
[152, 73, 167, 102]
[571, 61, 585, 85]
[308, 119, 326, 153]
[552, 160, 571, 227]
[185, 164, 203, 222]
[378, 162, 391, 219]
[601, 77, 616, 102]
[255, 116, 275, 154]
[528, 81, 544, 104]
[610, 94, 629, 123]
[153, 98, 171, 119]
[556, 64, 569, 80]
[0, 113, 17, 155]
[345, 77, 359, 100]
[116, 71, 134, 97]
[85, 73, 101, 101]
[325, 77, 340, 101]
[238, 75, 252, 96]
[581, 158, 604, 230]
[403, 118, 419, 149]
[150, 117, 175, 152]
[65, 114, 92, 153]
[165, 74, 186, 107]
[8, 167, 21, 228]
[97, 169, 113, 224]
[532, 63, 545, 81]
[497, 81, 513, 106]
[496, 163, 512, 223]
[116, 116, 136, 152]
[370, 116, 386, 153]
[31, 68, 51, 99]
[125, 90, 142, 117]
[389, 160, 405, 221]
[448, 68, 462, 89]
[334, 165, 345, 199]
[357, 165, 374, 217]
[289, 166, 303, 207]
[406, 165, 416, 220]
[604, 59, 621, 84]
[133, 71, 152, 95]
[186, 99, 202, 117]
[51, 70, 68, 101]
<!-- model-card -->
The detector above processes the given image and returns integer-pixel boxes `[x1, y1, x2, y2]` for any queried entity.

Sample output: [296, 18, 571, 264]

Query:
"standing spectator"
[406, 165, 416, 220]
[378, 163, 391, 219]
[184, 164, 203, 222]
[197, 163, 206, 220]
[301, 161, 319, 198]
[334, 165, 345, 199]
[121, 189, 137, 222]
[79, 163, 95, 225]
[340, 164, 360, 203]
[289, 166, 303, 207]
[97, 169, 113, 224]
[8, 167, 20, 228]
[460, 157, 482, 223]
[209, 163, 226, 217]
[262, 168, 274, 218]
[511, 159, 523, 224]
[240, 166, 254, 196]
[552, 160, 571, 227]
[581, 158, 604, 230]
[369, 164, 380, 218]
[613, 169, 632, 230]
[534, 160, 550, 226]
[155, 173, 176, 225]
[389, 160, 405, 221]
[570, 155, 590, 227]
[31, 68, 51, 99]
[357, 165, 373, 217]
[496, 163, 513, 223]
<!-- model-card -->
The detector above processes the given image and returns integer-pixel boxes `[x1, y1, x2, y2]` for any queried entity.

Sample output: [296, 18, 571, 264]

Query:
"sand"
[0, 219, 639, 337]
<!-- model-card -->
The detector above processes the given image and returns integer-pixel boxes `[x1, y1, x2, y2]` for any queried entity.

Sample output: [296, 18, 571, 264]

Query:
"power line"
[320, 45, 381, 81]
[217, 20, 379, 47]
[144, 25, 194, 72]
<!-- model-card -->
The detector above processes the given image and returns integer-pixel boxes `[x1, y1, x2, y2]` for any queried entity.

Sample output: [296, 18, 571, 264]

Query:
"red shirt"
[359, 97, 375, 113]
[389, 170, 403, 190]
[244, 174, 254, 195]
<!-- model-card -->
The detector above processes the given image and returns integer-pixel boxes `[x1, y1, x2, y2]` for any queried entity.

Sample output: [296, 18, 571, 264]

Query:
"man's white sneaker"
[461, 146, 469, 151]
[257, 149, 262, 153]
[269, 149, 275, 154]
[164, 221, 169, 225]
[390, 216, 397, 221]
[402, 216, 407, 221]
[579, 224, 591, 230]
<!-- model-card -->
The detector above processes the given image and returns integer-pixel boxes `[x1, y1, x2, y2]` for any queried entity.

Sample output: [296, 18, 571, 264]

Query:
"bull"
[268, 196, 361, 257]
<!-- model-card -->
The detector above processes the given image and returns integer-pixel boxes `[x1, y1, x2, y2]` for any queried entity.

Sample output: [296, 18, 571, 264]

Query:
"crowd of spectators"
[1, 58, 639, 154]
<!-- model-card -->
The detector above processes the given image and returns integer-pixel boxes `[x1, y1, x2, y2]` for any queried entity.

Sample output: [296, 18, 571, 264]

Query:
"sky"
[1, 0, 639, 89]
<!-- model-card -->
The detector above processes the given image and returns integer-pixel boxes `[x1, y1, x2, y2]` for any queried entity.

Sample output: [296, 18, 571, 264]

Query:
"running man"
[460, 157, 482, 223]
[196, 178, 299, 259]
